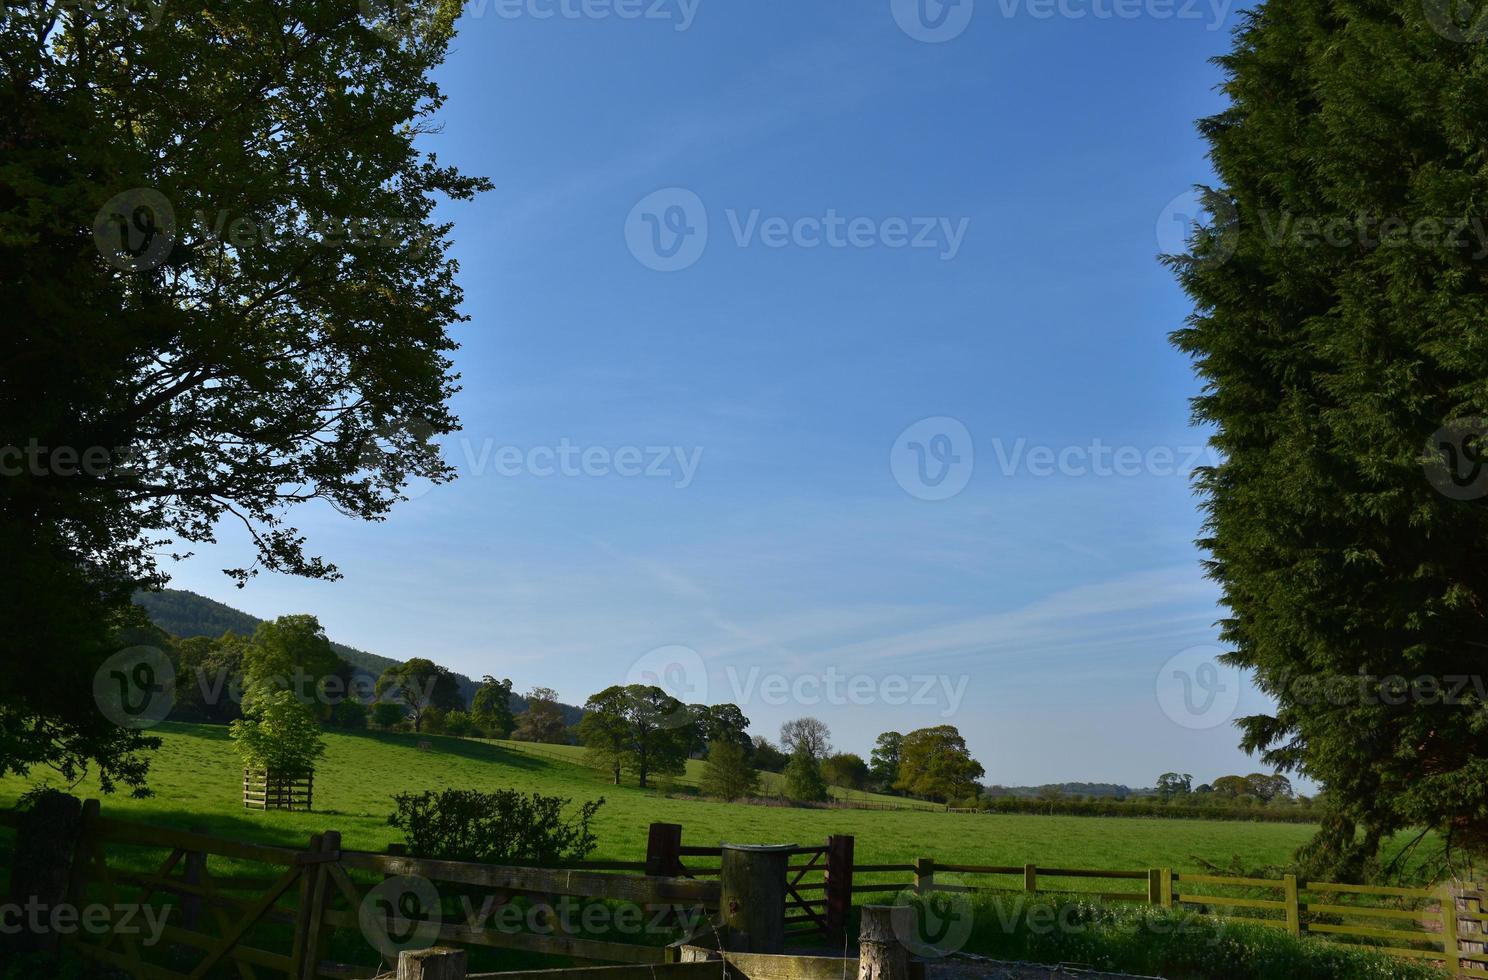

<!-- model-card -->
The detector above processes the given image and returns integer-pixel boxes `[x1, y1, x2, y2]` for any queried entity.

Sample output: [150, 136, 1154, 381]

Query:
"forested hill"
[133, 589, 582, 722]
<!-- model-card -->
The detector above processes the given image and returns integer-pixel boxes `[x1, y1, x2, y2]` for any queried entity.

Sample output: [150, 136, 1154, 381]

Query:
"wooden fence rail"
[891, 854, 1488, 977]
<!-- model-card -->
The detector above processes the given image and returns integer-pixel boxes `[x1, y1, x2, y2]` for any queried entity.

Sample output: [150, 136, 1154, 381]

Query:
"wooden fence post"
[1282, 875, 1301, 937]
[857, 905, 910, 980]
[1147, 869, 1161, 906]
[181, 828, 207, 933]
[398, 946, 467, 979]
[1159, 868, 1174, 910]
[4, 791, 84, 954]
[646, 823, 684, 878]
[1443, 883, 1462, 977]
[1023, 864, 1037, 896]
[825, 834, 855, 940]
[289, 833, 323, 978]
[298, 830, 341, 980]
[913, 857, 936, 896]
[719, 844, 790, 953]
[1459, 882, 1485, 976]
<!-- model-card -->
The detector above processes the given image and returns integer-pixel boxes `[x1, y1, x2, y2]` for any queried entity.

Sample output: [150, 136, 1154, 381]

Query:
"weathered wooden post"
[913, 857, 935, 896]
[858, 906, 910, 980]
[719, 843, 792, 953]
[398, 946, 467, 979]
[646, 822, 684, 877]
[4, 791, 84, 954]
[825, 834, 855, 941]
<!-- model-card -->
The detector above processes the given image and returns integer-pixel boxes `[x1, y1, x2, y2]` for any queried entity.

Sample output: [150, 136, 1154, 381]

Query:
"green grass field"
[0, 722, 1337, 883]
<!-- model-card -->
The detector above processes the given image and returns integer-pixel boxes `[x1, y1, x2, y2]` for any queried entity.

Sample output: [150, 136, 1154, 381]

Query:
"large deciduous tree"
[578, 685, 690, 788]
[779, 717, 831, 760]
[1168, 0, 1488, 872]
[471, 676, 516, 739]
[375, 658, 463, 733]
[894, 725, 984, 803]
[1, 0, 486, 792]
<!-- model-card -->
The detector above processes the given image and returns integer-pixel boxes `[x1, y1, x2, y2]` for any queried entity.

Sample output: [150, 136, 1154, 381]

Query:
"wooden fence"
[243, 769, 315, 812]
[643, 824, 854, 942]
[883, 856, 1488, 976]
[3, 797, 721, 979]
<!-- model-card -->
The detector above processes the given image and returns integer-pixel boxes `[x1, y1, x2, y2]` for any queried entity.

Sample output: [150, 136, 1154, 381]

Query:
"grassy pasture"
[0, 722, 1332, 883]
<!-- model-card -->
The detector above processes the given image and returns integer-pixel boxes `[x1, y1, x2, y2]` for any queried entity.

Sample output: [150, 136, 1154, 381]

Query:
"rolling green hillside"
[133, 589, 584, 723]
[0, 723, 1340, 882]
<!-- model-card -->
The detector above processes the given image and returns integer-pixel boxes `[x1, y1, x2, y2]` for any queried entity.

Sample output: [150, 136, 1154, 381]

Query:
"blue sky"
[164, 0, 1296, 789]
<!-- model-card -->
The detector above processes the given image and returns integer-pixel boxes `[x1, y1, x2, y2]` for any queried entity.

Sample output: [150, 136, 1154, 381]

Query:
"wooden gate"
[19, 799, 721, 978]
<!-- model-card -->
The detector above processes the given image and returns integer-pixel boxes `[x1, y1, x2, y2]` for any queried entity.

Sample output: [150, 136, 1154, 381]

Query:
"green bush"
[956, 895, 1444, 980]
[388, 788, 603, 866]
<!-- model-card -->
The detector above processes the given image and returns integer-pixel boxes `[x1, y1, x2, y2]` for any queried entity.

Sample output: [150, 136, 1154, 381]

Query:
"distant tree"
[376, 659, 463, 733]
[894, 726, 985, 803]
[372, 702, 407, 730]
[1156, 772, 1194, 802]
[578, 685, 690, 788]
[699, 741, 760, 802]
[784, 746, 829, 803]
[751, 736, 789, 773]
[230, 669, 325, 780]
[779, 718, 832, 760]
[420, 706, 448, 734]
[869, 731, 903, 790]
[243, 615, 347, 719]
[1245, 773, 1294, 804]
[471, 676, 516, 738]
[512, 687, 570, 744]
[822, 752, 869, 791]
[688, 703, 752, 757]
[1211, 775, 1251, 799]
[328, 699, 368, 730]
[172, 633, 248, 724]
[443, 710, 476, 737]
[578, 690, 631, 785]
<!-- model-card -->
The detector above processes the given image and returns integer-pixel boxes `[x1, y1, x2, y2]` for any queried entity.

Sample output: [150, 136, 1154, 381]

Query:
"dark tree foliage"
[388, 788, 603, 866]
[1169, 0, 1488, 873]
[1, 0, 486, 792]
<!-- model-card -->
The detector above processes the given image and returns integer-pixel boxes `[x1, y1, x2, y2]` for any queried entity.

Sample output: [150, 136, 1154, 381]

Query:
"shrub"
[388, 788, 603, 866]
[957, 895, 1444, 980]
[229, 687, 324, 776]
[371, 702, 406, 730]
